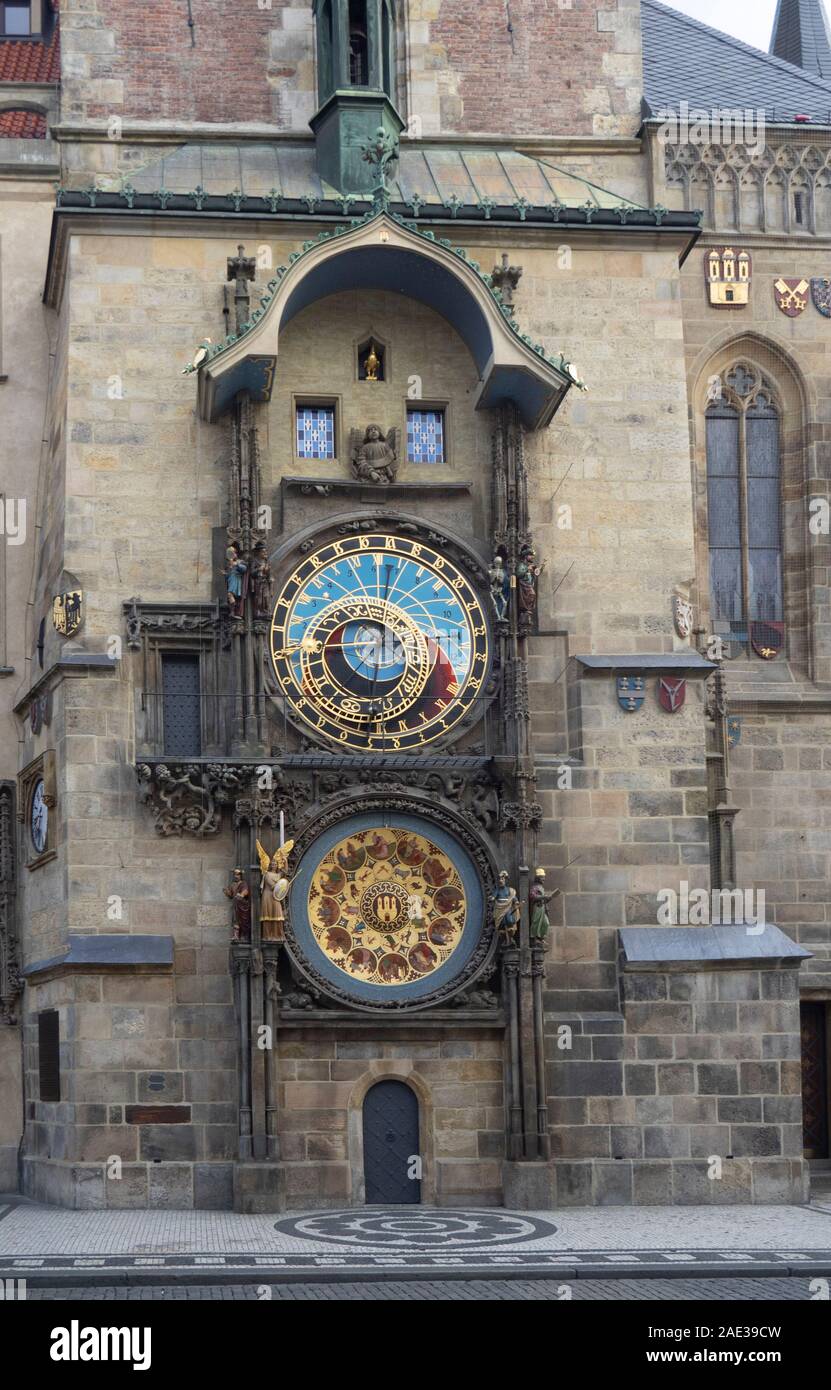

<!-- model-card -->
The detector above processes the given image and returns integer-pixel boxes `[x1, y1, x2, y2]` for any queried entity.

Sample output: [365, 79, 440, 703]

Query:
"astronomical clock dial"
[270, 533, 490, 751]
[30, 778, 48, 855]
[288, 813, 487, 1008]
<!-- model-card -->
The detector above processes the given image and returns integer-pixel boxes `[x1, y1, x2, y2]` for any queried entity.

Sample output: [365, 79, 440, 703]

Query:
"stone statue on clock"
[350, 424, 399, 485]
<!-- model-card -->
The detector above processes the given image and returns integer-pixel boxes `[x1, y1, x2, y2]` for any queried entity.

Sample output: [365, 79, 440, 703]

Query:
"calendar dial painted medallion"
[270, 534, 489, 750]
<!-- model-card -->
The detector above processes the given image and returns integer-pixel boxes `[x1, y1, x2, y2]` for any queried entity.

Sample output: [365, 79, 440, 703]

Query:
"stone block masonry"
[546, 941, 809, 1206]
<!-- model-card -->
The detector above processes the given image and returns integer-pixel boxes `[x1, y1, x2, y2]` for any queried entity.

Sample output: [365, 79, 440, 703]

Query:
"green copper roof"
[95, 141, 647, 214]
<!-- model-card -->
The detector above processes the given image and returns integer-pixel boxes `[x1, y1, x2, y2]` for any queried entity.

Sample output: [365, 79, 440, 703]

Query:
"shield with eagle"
[811, 277, 831, 318]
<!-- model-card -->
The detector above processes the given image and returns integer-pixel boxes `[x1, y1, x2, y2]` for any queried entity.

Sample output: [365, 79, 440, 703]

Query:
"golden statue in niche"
[308, 827, 466, 986]
[364, 342, 380, 381]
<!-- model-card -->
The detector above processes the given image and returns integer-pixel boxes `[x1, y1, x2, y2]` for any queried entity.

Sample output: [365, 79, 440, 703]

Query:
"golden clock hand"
[272, 636, 323, 659]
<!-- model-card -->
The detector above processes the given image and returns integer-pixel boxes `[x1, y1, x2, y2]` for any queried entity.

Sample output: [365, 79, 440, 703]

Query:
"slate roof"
[770, 0, 831, 78]
[641, 0, 831, 124]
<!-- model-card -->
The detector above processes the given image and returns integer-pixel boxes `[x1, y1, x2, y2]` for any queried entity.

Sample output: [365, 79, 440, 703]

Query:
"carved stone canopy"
[195, 214, 575, 429]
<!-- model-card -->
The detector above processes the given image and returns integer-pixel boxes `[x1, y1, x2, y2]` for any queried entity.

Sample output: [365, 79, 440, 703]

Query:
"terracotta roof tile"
[0, 109, 47, 138]
[0, 19, 59, 84]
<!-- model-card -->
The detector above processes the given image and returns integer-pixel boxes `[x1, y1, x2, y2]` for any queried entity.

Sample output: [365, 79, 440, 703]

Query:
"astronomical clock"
[270, 532, 490, 752]
[267, 524, 498, 1011]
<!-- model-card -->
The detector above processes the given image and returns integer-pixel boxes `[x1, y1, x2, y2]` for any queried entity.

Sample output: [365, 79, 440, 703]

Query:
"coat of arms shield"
[52, 590, 83, 637]
[774, 277, 809, 317]
[617, 676, 645, 712]
[658, 677, 686, 713]
[750, 620, 784, 661]
[727, 716, 742, 750]
[29, 691, 51, 735]
[811, 277, 831, 318]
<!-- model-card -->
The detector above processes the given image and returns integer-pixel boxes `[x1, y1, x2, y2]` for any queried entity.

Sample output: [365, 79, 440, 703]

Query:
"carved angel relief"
[350, 424, 399, 485]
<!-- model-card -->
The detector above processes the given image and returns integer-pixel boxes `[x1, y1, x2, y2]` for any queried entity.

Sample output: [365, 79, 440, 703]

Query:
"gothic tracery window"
[706, 364, 783, 655]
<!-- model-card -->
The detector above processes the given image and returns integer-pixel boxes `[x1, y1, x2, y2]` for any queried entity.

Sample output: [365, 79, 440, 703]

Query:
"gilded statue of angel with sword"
[256, 838, 295, 943]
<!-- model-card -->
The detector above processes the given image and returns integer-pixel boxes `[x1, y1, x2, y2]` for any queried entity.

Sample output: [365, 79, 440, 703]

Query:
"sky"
[662, 1, 780, 54]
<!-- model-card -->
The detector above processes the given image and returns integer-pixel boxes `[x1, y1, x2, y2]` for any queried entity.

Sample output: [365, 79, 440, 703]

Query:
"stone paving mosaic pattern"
[22, 1278, 817, 1300]
[1, 1203, 830, 1277]
[273, 1210, 557, 1249]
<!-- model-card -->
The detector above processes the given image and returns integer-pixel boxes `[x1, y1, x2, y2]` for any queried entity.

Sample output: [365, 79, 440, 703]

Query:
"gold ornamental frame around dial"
[269, 530, 491, 752]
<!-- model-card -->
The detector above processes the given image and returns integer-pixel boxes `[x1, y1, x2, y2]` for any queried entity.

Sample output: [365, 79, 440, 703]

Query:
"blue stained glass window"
[296, 406, 336, 459]
[407, 409, 445, 464]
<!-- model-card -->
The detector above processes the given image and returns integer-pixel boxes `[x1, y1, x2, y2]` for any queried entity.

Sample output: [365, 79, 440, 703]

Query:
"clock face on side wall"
[270, 533, 490, 750]
[30, 778, 48, 854]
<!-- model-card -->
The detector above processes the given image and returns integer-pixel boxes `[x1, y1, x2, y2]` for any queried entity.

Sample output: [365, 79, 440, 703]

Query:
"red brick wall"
[61, 0, 302, 126]
[61, 0, 641, 137]
[430, 0, 636, 137]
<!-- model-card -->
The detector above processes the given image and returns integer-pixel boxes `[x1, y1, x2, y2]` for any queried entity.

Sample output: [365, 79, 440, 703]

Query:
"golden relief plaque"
[308, 827, 467, 986]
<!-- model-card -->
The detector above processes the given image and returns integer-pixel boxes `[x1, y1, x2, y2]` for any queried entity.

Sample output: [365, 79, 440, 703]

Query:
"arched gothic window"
[706, 364, 783, 656]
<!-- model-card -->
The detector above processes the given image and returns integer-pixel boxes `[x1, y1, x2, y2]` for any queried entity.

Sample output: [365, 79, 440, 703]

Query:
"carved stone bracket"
[500, 799, 544, 833]
[124, 598, 220, 651]
[136, 762, 250, 837]
[135, 758, 504, 850]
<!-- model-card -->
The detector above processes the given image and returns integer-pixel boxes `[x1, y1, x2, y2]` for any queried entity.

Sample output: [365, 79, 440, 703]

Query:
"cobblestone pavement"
[18, 1277, 818, 1300]
[2, 1198, 831, 1281]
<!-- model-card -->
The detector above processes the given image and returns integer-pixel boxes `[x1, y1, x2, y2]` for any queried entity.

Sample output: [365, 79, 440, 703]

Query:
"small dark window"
[794, 191, 805, 224]
[1, 3, 32, 37]
[38, 1010, 60, 1102]
[37, 616, 45, 668]
[349, 0, 368, 85]
[162, 654, 202, 756]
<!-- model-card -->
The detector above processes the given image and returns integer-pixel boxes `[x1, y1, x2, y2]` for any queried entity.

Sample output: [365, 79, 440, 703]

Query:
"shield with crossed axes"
[774, 277, 809, 318]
